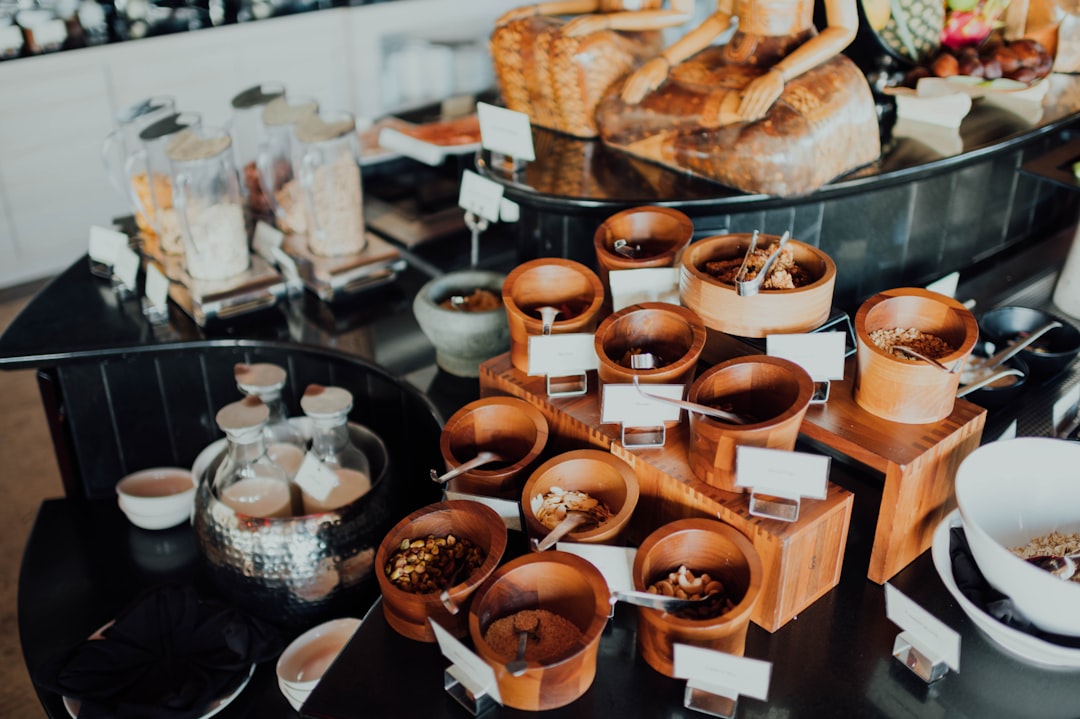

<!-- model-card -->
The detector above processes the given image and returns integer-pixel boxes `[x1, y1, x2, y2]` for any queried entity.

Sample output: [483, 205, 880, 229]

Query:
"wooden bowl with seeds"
[374, 499, 507, 642]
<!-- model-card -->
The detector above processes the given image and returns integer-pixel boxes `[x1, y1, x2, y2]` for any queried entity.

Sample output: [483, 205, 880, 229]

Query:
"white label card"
[884, 583, 961, 671]
[608, 268, 681, 311]
[444, 491, 521, 532]
[252, 221, 284, 260]
[144, 263, 170, 308]
[114, 245, 141, 289]
[499, 197, 520, 223]
[925, 271, 960, 298]
[558, 543, 635, 593]
[377, 127, 446, 167]
[477, 102, 536, 161]
[601, 383, 682, 426]
[458, 169, 505, 223]
[527, 333, 598, 377]
[735, 446, 829, 500]
[88, 225, 128, 266]
[294, 452, 340, 503]
[33, 19, 67, 46]
[766, 332, 846, 382]
[674, 644, 771, 702]
[431, 621, 503, 705]
[1052, 383, 1080, 431]
[0, 26, 22, 52]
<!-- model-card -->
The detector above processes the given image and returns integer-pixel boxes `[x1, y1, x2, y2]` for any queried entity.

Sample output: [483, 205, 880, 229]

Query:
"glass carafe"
[228, 83, 285, 218]
[213, 397, 297, 518]
[234, 362, 306, 479]
[132, 112, 202, 256]
[100, 96, 176, 231]
[166, 125, 250, 281]
[256, 95, 318, 232]
[297, 384, 372, 514]
[292, 110, 367, 257]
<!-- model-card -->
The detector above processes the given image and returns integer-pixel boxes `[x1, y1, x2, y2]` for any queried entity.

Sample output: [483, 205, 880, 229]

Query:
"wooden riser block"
[479, 352, 854, 633]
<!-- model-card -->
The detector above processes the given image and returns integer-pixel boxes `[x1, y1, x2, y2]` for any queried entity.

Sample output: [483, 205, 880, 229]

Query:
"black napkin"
[949, 527, 1080, 649]
[35, 584, 284, 719]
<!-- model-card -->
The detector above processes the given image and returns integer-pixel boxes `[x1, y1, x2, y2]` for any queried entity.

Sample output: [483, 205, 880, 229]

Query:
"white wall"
[0, 0, 518, 288]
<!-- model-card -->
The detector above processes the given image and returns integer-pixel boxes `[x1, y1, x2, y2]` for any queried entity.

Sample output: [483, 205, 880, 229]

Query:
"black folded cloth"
[949, 527, 1080, 649]
[35, 584, 285, 719]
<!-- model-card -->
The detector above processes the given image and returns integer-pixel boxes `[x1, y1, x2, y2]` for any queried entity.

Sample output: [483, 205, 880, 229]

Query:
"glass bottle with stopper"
[213, 396, 297, 518]
[296, 385, 372, 514]
[234, 362, 306, 479]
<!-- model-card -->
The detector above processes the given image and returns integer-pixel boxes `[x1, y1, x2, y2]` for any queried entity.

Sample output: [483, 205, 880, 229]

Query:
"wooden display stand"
[479, 352, 854, 633]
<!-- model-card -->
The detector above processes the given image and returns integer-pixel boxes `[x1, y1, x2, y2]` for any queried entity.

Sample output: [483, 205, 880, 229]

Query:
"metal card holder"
[747, 492, 801, 522]
[892, 631, 949, 684]
[815, 311, 857, 358]
[621, 423, 666, 449]
[547, 372, 588, 397]
[683, 682, 738, 718]
[490, 151, 528, 177]
[444, 666, 498, 716]
[812, 380, 831, 404]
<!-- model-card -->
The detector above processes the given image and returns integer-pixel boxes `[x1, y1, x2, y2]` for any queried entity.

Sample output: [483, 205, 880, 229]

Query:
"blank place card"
[444, 491, 521, 532]
[477, 102, 535, 162]
[884, 583, 960, 673]
[735, 446, 829, 501]
[601, 383, 682, 427]
[608, 268, 681, 311]
[558, 543, 636, 593]
[458, 169, 505, 223]
[252, 221, 284, 260]
[430, 620, 502, 705]
[674, 644, 771, 702]
[144, 263, 170, 309]
[527, 333, 598, 377]
[766, 332, 846, 382]
[114, 245, 141, 290]
[88, 225, 128, 267]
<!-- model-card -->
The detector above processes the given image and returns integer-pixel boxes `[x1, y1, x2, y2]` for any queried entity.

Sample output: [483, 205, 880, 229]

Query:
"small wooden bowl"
[854, 287, 978, 424]
[633, 518, 762, 677]
[439, 397, 550, 499]
[374, 500, 508, 642]
[686, 356, 815, 493]
[593, 302, 707, 391]
[679, 233, 836, 338]
[468, 551, 610, 711]
[502, 258, 605, 373]
[593, 206, 694, 296]
[521, 450, 640, 547]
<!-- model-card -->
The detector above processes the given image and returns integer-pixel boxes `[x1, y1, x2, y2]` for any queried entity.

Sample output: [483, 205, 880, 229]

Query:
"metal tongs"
[736, 230, 791, 297]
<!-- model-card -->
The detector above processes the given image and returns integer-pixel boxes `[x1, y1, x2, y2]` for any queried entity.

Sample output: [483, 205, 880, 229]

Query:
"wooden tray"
[479, 352, 853, 633]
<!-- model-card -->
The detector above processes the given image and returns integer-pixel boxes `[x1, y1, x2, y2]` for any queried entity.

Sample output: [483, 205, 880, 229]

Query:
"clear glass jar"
[213, 397, 297, 518]
[297, 385, 372, 514]
[256, 95, 318, 231]
[228, 83, 285, 218]
[234, 362, 306, 479]
[133, 111, 202, 255]
[166, 125, 250, 281]
[100, 96, 176, 229]
[292, 110, 367, 257]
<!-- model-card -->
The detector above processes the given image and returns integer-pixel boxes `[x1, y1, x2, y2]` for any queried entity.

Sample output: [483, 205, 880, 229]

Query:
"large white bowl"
[955, 437, 1080, 637]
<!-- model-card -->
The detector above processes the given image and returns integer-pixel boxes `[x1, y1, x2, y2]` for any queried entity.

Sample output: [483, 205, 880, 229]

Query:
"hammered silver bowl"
[192, 423, 394, 628]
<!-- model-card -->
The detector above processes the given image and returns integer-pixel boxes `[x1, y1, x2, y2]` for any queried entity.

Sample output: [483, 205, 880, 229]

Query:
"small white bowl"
[955, 437, 1080, 637]
[116, 467, 196, 530]
[276, 617, 360, 694]
[277, 679, 310, 711]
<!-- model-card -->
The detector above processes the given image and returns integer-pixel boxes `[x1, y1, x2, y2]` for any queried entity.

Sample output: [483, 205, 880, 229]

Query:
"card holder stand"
[547, 372, 588, 397]
[811, 380, 830, 404]
[621, 423, 666, 449]
[892, 631, 949, 684]
[747, 492, 801, 523]
[444, 666, 498, 716]
[683, 681, 738, 719]
[112, 274, 136, 300]
[140, 296, 169, 325]
[491, 151, 528, 177]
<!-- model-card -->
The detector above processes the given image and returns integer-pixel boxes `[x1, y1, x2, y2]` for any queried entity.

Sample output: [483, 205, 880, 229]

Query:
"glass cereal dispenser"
[227, 83, 285, 218]
[256, 95, 318, 232]
[133, 112, 202, 256]
[291, 110, 367, 257]
[101, 96, 176, 231]
[165, 126, 250, 281]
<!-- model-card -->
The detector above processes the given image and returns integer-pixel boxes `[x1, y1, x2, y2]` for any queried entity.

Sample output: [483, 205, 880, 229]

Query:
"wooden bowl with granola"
[854, 287, 978, 424]
[679, 233, 836, 338]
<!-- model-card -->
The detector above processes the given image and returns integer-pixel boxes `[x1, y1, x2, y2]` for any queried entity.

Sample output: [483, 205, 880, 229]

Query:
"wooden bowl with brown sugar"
[593, 302, 707, 391]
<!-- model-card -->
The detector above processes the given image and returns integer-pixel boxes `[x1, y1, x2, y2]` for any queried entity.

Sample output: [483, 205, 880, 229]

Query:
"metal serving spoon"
[1026, 551, 1080, 581]
[960, 320, 1062, 385]
[613, 238, 641, 259]
[532, 510, 590, 552]
[631, 375, 750, 425]
[536, 305, 561, 335]
[610, 589, 721, 613]
[505, 613, 540, 676]
[955, 367, 1024, 398]
[893, 345, 961, 374]
[429, 450, 503, 485]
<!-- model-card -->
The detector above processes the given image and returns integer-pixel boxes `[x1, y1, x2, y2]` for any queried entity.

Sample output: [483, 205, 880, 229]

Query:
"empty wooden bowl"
[439, 397, 550, 499]
[593, 206, 694, 296]
[854, 287, 978, 424]
[679, 233, 836, 338]
[374, 500, 508, 642]
[521, 450, 640, 547]
[502, 258, 605, 373]
[632, 518, 762, 677]
[593, 302, 707, 390]
[468, 551, 610, 711]
[686, 356, 815, 493]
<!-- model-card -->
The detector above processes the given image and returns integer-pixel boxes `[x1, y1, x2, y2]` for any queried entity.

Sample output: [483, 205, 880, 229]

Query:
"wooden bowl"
[633, 518, 762, 677]
[374, 500, 508, 642]
[593, 206, 694, 296]
[439, 397, 550, 500]
[679, 233, 836, 338]
[468, 551, 610, 711]
[521, 450, 640, 547]
[593, 302, 707, 391]
[502, 258, 605, 373]
[686, 356, 815, 493]
[854, 287, 978, 424]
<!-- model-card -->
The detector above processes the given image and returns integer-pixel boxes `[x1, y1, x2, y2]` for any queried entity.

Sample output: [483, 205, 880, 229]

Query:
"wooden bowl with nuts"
[632, 518, 763, 677]
[374, 499, 508, 642]
[521, 450, 640, 549]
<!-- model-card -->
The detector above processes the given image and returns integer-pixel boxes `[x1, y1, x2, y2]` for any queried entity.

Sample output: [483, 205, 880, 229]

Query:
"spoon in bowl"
[961, 320, 1062, 384]
[612, 238, 643, 259]
[532, 511, 590, 552]
[610, 589, 721, 613]
[631, 375, 750, 425]
[536, 306, 561, 335]
[1026, 551, 1080, 581]
[506, 613, 540, 676]
[893, 346, 961, 374]
[430, 450, 504, 485]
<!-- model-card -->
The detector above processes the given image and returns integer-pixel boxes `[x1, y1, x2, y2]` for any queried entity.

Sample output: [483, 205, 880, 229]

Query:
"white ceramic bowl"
[276, 617, 360, 695]
[116, 467, 197, 530]
[955, 437, 1080, 637]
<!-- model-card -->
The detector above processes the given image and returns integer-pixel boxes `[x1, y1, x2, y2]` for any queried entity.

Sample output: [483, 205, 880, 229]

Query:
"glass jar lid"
[234, 362, 287, 393]
[294, 113, 355, 144]
[139, 112, 201, 142]
[262, 96, 318, 127]
[216, 396, 269, 435]
[300, 385, 353, 418]
[231, 83, 285, 110]
[166, 128, 231, 162]
[117, 96, 175, 125]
